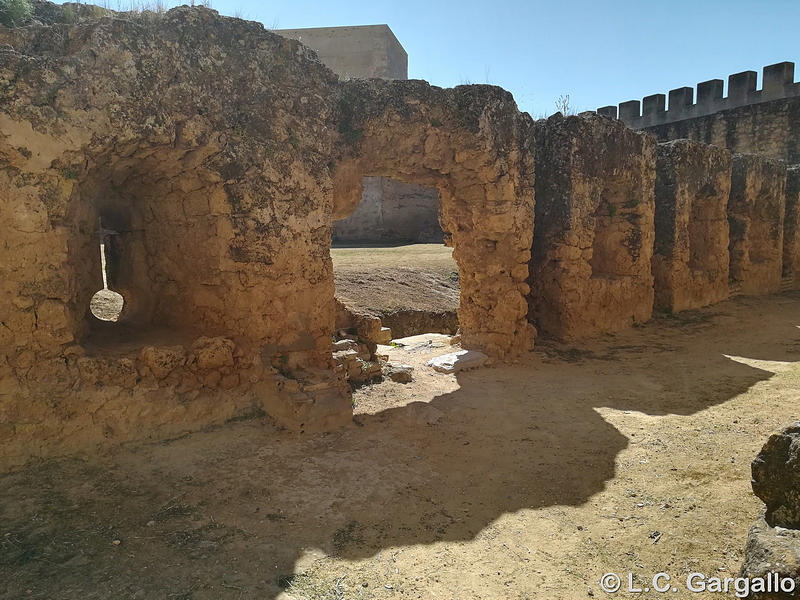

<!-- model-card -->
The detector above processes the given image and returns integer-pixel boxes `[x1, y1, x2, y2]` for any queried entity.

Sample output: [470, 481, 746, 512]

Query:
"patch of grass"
[59, 166, 79, 180]
[331, 520, 363, 554]
[0, 0, 33, 27]
[337, 119, 363, 145]
[152, 502, 194, 522]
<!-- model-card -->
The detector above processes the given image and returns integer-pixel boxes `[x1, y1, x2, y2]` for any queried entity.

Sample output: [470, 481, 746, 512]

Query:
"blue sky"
[64, 0, 800, 117]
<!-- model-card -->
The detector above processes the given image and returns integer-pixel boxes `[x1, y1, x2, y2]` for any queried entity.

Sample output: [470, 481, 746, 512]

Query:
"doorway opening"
[331, 176, 459, 341]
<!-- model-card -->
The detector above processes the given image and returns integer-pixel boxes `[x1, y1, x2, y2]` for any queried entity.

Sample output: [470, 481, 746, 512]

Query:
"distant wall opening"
[332, 177, 443, 245]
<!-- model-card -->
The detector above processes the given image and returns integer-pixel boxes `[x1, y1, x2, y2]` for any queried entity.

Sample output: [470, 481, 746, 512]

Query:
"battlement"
[597, 62, 800, 128]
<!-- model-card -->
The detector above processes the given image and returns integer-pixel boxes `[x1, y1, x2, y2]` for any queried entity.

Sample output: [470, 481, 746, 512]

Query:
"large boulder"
[739, 515, 800, 599]
[752, 422, 800, 528]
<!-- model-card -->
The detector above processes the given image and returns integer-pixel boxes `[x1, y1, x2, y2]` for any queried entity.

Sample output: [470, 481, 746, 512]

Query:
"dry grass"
[331, 243, 459, 315]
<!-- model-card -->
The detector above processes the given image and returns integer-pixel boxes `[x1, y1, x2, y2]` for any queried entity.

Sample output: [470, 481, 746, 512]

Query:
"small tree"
[0, 0, 33, 27]
[555, 93, 579, 116]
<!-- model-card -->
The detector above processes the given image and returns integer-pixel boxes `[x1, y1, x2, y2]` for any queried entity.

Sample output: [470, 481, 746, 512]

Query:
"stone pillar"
[529, 113, 656, 339]
[783, 165, 800, 283]
[727, 154, 787, 294]
[652, 140, 731, 312]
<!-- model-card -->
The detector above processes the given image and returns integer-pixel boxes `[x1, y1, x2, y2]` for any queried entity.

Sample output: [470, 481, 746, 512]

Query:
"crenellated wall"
[597, 62, 800, 165]
[598, 62, 800, 130]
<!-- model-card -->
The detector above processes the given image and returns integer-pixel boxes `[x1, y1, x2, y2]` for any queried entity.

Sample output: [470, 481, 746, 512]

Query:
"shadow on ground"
[1, 292, 799, 599]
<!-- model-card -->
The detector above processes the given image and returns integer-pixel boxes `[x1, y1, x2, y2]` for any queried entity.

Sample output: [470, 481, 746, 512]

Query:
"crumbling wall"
[529, 113, 656, 339]
[739, 422, 800, 598]
[0, 3, 540, 469]
[332, 80, 536, 358]
[0, 5, 352, 468]
[727, 154, 787, 295]
[784, 166, 800, 283]
[652, 140, 732, 312]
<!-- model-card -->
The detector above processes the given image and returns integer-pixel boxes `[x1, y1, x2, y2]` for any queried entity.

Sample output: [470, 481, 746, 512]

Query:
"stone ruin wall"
[1, 3, 798, 469]
[727, 154, 787, 295]
[784, 166, 800, 280]
[652, 140, 731, 313]
[0, 3, 537, 469]
[331, 79, 536, 358]
[274, 24, 443, 247]
[529, 113, 656, 339]
[597, 60, 800, 302]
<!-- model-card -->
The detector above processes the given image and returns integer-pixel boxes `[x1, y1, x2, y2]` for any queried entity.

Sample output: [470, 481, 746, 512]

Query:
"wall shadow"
[1, 293, 799, 599]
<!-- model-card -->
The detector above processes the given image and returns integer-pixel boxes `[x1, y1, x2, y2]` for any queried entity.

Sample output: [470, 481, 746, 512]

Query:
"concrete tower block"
[727, 154, 787, 295]
[274, 24, 408, 80]
[529, 113, 656, 339]
[783, 165, 800, 283]
[652, 140, 732, 312]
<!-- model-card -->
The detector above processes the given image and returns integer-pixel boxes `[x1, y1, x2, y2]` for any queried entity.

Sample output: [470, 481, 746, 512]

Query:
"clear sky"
[61, 0, 800, 117]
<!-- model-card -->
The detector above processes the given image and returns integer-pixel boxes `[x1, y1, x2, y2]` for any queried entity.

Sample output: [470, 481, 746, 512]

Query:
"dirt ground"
[331, 244, 459, 316]
[2, 291, 799, 599]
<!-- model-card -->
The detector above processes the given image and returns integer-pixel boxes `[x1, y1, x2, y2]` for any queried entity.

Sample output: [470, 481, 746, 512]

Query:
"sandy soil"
[331, 244, 459, 316]
[2, 291, 800, 599]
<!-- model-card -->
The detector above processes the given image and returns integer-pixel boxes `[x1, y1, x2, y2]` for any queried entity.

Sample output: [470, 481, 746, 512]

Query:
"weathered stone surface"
[426, 349, 488, 374]
[529, 113, 656, 339]
[332, 79, 536, 359]
[645, 95, 800, 164]
[0, 3, 540, 467]
[783, 166, 800, 283]
[653, 140, 731, 312]
[739, 515, 800, 599]
[192, 337, 235, 371]
[752, 422, 800, 529]
[139, 345, 186, 379]
[728, 154, 787, 295]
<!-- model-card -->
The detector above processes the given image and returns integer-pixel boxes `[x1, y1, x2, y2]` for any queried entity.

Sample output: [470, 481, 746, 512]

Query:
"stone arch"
[331, 80, 536, 359]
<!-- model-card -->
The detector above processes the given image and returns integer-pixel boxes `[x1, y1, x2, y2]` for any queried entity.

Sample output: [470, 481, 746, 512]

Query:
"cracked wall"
[652, 140, 732, 312]
[528, 113, 656, 339]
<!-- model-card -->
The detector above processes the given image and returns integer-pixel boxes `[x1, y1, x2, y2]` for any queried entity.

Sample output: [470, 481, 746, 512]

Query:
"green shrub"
[0, 0, 33, 27]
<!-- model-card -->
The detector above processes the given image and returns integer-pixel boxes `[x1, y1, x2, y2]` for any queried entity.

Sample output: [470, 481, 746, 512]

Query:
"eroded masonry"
[1, 4, 799, 470]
